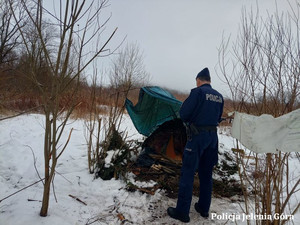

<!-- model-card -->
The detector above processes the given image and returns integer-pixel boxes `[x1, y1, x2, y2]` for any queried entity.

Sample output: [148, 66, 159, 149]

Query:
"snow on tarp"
[231, 109, 300, 153]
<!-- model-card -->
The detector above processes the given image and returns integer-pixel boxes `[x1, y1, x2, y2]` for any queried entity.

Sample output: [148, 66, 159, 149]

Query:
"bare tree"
[10, 0, 117, 216]
[110, 43, 150, 91]
[84, 67, 103, 174]
[0, 0, 24, 66]
[0, 0, 27, 115]
[218, 4, 300, 115]
[218, 3, 300, 225]
[108, 42, 150, 132]
[89, 43, 150, 178]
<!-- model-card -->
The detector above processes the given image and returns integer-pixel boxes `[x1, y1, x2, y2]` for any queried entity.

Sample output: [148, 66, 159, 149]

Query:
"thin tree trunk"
[40, 111, 51, 216]
[40, 177, 51, 216]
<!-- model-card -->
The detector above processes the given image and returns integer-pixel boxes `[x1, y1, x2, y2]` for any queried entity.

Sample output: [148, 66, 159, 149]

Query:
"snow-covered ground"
[0, 114, 299, 225]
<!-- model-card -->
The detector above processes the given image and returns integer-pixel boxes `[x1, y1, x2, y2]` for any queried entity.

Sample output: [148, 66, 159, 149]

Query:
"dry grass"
[0, 82, 238, 123]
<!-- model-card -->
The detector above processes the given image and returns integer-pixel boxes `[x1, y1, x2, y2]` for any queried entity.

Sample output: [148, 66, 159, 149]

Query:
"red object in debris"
[143, 119, 186, 161]
[166, 135, 182, 160]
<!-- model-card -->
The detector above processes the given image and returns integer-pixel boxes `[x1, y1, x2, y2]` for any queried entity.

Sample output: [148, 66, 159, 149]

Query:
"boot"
[194, 203, 209, 218]
[167, 207, 190, 223]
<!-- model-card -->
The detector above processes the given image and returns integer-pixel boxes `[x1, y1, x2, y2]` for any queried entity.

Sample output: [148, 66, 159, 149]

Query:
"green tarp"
[125, 86, 182, 136]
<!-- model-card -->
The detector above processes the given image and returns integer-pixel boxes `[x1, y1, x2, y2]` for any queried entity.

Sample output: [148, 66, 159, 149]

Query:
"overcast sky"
[98, 0, 297, 96]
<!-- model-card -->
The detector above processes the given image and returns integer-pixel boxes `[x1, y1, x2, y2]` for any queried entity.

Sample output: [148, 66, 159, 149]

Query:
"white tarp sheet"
[231, 109, 300, 153]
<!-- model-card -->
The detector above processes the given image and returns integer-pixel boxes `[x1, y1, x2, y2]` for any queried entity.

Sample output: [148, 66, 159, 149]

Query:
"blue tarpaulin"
[125, 86, 182, 136]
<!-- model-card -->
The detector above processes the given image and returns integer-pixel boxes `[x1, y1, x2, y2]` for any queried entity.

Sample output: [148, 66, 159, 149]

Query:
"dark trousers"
[176, 130, 218, 215]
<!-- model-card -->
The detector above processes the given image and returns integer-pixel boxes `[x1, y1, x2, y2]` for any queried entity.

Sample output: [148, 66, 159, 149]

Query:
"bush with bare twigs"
[218, 2, 300, 224]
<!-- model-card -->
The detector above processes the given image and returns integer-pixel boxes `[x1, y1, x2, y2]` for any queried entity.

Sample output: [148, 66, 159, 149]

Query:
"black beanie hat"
[196, 67, 210, 81]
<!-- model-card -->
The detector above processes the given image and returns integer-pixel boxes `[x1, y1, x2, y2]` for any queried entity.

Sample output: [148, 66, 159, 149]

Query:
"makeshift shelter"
[125, 86, 186, 161]
[125, 87, 242, 198]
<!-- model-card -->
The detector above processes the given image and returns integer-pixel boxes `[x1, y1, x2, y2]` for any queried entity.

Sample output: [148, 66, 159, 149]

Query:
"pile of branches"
[129, 152, 243, 199]
[129, 153, 182, 198]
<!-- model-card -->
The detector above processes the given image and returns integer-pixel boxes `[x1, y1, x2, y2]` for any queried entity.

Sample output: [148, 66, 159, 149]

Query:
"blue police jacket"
[180, 84, 224, 126]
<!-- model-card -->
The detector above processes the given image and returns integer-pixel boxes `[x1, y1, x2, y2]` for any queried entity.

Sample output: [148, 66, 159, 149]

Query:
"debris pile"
[130, 120, 242, 199]
[97, 120, 242, 200]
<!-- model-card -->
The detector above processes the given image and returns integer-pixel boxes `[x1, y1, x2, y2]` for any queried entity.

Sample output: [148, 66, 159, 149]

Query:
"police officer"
[167, 67, 224, 223]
